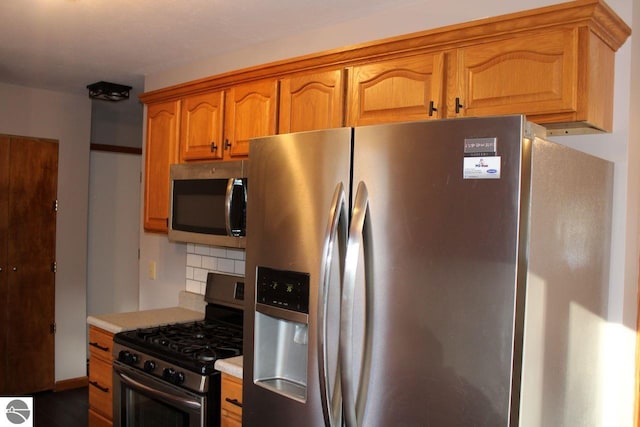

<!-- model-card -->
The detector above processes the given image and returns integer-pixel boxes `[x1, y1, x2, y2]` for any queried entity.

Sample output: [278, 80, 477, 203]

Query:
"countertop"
[87, 306, 205, 334]
[87, 291, 243, 379]
[215, 356, 243, 379]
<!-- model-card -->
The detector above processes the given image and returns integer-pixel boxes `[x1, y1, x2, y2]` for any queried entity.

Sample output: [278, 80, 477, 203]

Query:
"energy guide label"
[463, 156, 501, 179]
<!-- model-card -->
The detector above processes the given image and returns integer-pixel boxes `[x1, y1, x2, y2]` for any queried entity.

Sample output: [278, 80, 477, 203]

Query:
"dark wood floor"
[33, 386, 88, 427]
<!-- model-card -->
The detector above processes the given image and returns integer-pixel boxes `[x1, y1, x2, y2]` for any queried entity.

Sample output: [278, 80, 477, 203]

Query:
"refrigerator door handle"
[341, 181, 373, 427]
[319, 183, 347, 427]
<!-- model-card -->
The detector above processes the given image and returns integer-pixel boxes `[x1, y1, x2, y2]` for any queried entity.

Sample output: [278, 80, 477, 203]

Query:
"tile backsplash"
[185, 243, 245, 295]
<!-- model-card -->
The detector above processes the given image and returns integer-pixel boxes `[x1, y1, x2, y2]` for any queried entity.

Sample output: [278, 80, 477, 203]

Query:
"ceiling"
[0, 0, 418, 98]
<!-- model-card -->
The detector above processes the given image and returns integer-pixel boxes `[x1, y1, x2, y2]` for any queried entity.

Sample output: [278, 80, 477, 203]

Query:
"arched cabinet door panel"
[144, 100, 180, 233]
[225, 79, 279, 159]
[279, 68, 345, 134]
[180, 91, 225, 161]
[347, 53, 445, 126]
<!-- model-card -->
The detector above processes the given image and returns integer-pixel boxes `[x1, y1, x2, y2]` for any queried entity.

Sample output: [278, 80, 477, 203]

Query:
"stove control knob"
[162, 368, 176, 381]
[119, 350, 132, 364]
[118, 350, 140, 365]
[143, 360, 156, 373]
[174, 371, 185, 385]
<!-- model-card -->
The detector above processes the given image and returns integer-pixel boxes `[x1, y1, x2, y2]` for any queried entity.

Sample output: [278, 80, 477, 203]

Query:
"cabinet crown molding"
[139, 0, 630, 105]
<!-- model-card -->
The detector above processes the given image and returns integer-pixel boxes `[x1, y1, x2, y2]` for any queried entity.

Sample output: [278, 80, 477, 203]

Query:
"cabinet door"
[89, 326, 114, 424]
[225, 79, 278, 158]
[144, 100, 180, 233]
[221, 373, 243, 426]
[89, 409, 112, 427]
[180, 91, 225, 161]
[279, 69, 345, 133]
[450, 28, 577, 118]
[89, 356, 113, 419]
[347, 53, 444, 126]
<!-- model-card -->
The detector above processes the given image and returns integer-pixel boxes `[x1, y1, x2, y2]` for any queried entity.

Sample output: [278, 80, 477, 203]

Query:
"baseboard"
[55, 376, 88, 391]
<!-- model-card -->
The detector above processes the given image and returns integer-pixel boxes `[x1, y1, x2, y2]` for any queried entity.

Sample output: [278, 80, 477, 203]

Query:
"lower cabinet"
[88, 325, 114, 427]
[88, 409, 112, 427]
[221, 373, 243, 426]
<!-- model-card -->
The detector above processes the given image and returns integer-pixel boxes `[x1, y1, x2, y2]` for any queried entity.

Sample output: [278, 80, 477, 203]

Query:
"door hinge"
[51, 261, 57, 273]
[53, 200, 58, 212]
[50, 323, 56, 334]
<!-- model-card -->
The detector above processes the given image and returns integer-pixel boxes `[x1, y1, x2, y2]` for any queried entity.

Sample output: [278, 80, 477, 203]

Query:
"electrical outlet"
[149, 261, 157, 280]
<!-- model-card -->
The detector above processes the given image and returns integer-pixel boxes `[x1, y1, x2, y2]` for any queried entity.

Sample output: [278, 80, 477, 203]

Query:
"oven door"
[113, 361, 206, 427]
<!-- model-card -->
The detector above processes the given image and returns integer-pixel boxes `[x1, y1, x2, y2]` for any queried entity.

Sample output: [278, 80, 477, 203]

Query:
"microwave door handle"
[341, 181, 372, 427]
[224, 178, 235, 236]
[318, 183, 347, 427]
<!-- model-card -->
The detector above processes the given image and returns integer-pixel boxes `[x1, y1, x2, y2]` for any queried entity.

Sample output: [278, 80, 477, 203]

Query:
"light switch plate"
[149, 261, 157, 280]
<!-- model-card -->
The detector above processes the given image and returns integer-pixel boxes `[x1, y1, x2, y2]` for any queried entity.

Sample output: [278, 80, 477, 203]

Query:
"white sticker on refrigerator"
[463, 156, 501, 179]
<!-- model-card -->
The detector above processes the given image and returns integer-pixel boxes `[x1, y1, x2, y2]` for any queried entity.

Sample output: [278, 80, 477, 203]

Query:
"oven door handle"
[115, 366, 202, 411]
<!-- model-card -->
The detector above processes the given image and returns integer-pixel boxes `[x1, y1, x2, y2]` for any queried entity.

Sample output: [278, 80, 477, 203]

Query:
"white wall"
[87, 150, 141, 315]
[90, 92, 143, 149]
[0, 82, 90, 383]
[142, 0, 637, 424]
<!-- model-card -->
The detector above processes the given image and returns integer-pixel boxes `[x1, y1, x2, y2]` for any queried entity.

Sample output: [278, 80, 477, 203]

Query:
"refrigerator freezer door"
[350, 116, 526, 426]
[244, 128, 352, 427]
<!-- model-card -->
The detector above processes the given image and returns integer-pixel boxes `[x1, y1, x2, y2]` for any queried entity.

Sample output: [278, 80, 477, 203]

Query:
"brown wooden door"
[225, 79, 278, 159]
[144, 100, 180, 232]
[279, 69, 345, 133]
[347, 53, 445, 126]
[0, 136, 9, 393]
[1, 135, 58, 394]
[180, 91, 225, 161]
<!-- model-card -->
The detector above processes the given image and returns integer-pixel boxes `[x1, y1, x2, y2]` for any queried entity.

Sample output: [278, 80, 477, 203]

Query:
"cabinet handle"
[224, 139, 231, 150]
[89, 341, 109, 352]
[89, 380, 109, 393]
[455, 97, 464, 114]
[225, 397, 243, 408]
[0, 267, 3, 273]
[210, 142, 218, 152]
[428, 101, 437, 117]
[12, 267, 17, 272]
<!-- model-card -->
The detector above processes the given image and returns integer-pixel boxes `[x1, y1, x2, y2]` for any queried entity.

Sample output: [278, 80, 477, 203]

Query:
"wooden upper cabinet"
[144, 100, 180, 232]
[140, 1, 630, 135]
[225, 79, 279, 158]
[279, 69, 345, 133]
[449, 29, 578, 120]
[180, 91, 225, 161]
[347, 53, 444, 126]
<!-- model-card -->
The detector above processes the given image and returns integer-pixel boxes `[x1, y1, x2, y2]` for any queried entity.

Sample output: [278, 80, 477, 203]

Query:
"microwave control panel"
[256, 266, 309, 314]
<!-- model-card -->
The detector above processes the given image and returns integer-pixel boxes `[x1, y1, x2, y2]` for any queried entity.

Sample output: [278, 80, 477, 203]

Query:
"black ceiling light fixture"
[86, 81, 132, 101]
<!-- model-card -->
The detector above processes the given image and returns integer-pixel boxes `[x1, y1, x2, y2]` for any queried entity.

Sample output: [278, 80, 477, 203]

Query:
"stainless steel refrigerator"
[242, 116, 613, 426]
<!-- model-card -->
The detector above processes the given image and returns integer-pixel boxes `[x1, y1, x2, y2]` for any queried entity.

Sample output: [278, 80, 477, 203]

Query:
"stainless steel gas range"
[112, 273, 244, 427]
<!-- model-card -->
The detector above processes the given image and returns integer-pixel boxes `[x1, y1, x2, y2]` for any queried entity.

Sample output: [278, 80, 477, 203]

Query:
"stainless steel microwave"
[169, 161, 248, 248]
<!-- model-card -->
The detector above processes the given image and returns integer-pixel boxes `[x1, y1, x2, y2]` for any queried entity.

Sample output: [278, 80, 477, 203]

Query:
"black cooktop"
[114, 305, 243, 375]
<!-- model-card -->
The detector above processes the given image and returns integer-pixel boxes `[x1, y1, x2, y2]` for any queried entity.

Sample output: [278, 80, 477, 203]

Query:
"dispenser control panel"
[256, 266, 310, 314]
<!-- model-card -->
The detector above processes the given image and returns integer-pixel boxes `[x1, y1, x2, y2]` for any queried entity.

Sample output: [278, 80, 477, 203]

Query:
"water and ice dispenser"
[253, 267, 310, 402]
